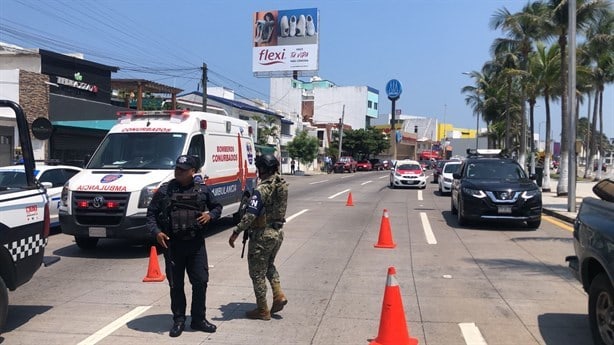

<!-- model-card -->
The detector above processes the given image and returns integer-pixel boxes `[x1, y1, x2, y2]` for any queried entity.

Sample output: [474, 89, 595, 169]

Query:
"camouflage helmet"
[255, 154, 279, 172]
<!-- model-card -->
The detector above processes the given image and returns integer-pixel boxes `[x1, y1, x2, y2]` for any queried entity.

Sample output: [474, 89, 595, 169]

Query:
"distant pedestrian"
[290, 159, 295, 175]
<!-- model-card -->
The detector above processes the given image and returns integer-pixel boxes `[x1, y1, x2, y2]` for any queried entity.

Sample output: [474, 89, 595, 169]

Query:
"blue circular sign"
[385, 79, 403, 100]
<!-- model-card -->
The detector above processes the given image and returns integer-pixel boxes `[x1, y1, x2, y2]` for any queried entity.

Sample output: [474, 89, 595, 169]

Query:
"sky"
[1, 0, 612, 143]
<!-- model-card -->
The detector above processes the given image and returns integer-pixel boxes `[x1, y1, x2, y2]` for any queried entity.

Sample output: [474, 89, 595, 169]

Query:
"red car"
[356, 160, 373, 171]
[334, 156, 357, 173]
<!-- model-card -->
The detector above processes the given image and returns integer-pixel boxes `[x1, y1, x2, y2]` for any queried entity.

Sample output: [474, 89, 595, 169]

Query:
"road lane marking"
[309, 180, 329, 185]
[543, 215, 573, 232]
[361, 180, 372, 186]
[378, 175, 388, 179]
[286, 209, 309, 222]
[459, 322, 488, 345]
[328, 189, 351, 199]
[420, 212, 437, 244]
[417, 190, 423, 201]
[340, 175, 353, 179]
[77, 306, 151, 345]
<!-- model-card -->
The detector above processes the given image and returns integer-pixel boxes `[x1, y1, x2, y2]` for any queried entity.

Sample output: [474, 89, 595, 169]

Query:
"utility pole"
[567, 0, 577, 212]
[202, 63, 208, 111]
[338, 105, 345, 160]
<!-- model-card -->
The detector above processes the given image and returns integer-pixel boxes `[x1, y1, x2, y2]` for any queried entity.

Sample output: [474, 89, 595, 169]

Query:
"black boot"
[190, 319, 217, 333]
[169, 321, 185, 337]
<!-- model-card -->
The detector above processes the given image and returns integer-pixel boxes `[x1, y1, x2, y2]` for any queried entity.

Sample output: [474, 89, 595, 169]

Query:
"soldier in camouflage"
[229, 154, 289, 320]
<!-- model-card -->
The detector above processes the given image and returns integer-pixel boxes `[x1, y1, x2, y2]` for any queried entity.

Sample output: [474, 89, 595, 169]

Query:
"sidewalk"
[541, 174, 613, 223]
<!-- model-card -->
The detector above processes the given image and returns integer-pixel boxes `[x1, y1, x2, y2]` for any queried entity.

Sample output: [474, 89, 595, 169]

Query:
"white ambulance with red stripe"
[59, 109, 258, 249]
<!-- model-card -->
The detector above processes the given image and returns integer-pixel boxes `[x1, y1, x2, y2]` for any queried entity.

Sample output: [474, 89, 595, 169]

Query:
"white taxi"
[0, 163, 82, 227]
[389, 159, 427, 189]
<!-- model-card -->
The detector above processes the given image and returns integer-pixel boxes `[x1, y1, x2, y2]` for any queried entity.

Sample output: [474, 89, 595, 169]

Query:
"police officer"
[228, 154, 289, 320]
[146, 155, 222, 337]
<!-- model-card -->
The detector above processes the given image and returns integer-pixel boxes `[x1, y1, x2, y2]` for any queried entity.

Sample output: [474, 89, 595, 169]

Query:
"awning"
[52, 120, 116, 131]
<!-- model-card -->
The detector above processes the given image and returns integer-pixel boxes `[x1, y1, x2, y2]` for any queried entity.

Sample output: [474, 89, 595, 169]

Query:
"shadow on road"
[538, 313, 592, 345]
[441, 211, 538, 231]
[4, 305, 52, 333]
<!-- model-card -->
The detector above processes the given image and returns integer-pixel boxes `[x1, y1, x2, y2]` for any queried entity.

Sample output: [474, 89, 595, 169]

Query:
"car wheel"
[589, 273, 614, 345]
[0, 276, 7, 334]
[457, 200, 466, 226]
[450, 195, 458, 215]
[526, 218, 541, 229]
[75, 236, 98, 250]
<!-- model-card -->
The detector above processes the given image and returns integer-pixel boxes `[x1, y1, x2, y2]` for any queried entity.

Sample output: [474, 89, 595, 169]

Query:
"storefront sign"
[56, 76, 98, 93]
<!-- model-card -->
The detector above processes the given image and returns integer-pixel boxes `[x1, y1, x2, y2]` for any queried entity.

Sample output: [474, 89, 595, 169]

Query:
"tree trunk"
[556, 32, 568, 196]
[588, 91, 599, 179]
[519, 97, 527, 172]
[543, 92, 552, 192]
[505, 78, 512, 151]
[596, 90, 604, 180]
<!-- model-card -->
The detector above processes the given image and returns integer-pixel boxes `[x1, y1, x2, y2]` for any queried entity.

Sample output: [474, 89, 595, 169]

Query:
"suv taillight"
[43, 202, 50, 238]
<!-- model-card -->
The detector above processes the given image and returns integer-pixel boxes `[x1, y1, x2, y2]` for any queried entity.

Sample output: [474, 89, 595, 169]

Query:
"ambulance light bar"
[116, 110, 189, 117]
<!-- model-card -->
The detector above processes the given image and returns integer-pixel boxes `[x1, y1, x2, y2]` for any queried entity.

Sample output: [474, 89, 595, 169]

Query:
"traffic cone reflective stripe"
[143, 246, 165, 282]
[370, 266, 419, 345]
[346, 192, 354, 206]
[374, 209, 396, 248]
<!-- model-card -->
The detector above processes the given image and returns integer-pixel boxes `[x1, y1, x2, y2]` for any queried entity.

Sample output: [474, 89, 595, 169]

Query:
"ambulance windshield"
[87, 133, 186, 169]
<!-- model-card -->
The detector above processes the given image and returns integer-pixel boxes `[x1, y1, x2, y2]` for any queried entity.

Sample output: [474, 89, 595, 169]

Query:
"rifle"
[241, 230, 248, 258]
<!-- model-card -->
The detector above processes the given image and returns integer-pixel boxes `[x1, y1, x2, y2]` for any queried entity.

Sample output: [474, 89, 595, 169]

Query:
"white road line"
[417, 190, 423, 200]
[459, 322, 488, 345]
[286, 209, 309, 222]
[77, 306, 151, 345]
[378, 175, 388, 179]
[328, 189, 351, 199]
[340, 175, 353, 179]
[309, 180, 329, 185]
[420, 212, 437, 244]
[361, 180, 372, 186]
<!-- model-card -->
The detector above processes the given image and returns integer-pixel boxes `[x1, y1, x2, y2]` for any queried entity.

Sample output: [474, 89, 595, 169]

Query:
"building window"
[368, 100, 373, 109]
[281, 123, 291, 135]
[374, 102, 378, 110]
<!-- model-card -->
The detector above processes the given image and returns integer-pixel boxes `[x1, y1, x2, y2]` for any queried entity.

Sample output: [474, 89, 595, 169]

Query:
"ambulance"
[59, 109, 258, 249]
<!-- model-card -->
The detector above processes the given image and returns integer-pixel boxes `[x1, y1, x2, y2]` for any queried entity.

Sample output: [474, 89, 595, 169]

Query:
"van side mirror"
[529, 174, 536, 180]
[453, 172, 461, 179]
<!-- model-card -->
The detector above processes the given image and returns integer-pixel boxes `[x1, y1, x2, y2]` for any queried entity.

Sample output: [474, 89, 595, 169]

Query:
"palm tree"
[461, 70, 487, 148]
[530, 42, 561, 191]
[491, 1, 550, 169]
[540, 0, 611, 195]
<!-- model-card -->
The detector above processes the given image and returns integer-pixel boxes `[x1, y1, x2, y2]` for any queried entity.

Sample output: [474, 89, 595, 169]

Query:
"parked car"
[334, 156, 357, 173]
[356, 160, 372, 171]
[566, 179, 614, 345]
[389, 159, 427, 189]
[0, 163, 82, 228]
[438, 161, 461, 195]
[432, 159, 449, 183]
[450, 149, 542, 228]
[593, 161, 607, 172]
[369, 159, 384, 171]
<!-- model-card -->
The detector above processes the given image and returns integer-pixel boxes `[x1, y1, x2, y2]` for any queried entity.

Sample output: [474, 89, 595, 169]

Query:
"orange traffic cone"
[370, 266, 419, 345]
[346, 192, 354, 206]
[374, 209, 396, 248]
[143, 246, 166, 282]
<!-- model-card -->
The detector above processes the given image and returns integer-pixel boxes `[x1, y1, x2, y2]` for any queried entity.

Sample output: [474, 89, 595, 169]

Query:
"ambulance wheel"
[0, 276, 7, 333]
[233, 194, 250, 224]
[75, 236, 98, 250]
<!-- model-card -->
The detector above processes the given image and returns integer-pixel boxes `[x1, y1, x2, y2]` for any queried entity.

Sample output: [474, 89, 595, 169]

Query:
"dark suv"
[450, 150, 542, 229]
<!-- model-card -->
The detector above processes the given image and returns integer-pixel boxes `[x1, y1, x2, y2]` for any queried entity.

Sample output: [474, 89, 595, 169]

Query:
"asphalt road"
[1, 170, 589, 345]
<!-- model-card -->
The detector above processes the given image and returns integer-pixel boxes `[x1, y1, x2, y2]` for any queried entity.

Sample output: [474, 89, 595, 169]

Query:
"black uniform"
[146, 179, 222, 325]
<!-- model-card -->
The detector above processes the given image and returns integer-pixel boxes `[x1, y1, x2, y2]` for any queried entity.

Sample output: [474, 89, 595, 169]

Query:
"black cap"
[175, 155, 199, 170]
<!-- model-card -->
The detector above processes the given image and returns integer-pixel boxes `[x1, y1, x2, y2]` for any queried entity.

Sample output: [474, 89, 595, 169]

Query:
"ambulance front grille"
[72, 192, 129, 226]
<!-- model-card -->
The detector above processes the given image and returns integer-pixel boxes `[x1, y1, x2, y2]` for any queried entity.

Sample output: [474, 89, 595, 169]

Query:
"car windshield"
[87, 133, 186, 169]
[0, 171, 27, 188]
[443, 163, 460, 173]
[398, 164, 421, 170]
[465, 161, 526, 180]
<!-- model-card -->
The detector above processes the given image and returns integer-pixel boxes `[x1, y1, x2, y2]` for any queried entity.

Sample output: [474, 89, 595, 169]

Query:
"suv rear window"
[465, 160, 526, 180]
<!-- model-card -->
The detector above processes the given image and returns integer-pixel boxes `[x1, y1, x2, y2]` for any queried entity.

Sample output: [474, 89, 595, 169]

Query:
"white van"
[59, 109, 257, 249]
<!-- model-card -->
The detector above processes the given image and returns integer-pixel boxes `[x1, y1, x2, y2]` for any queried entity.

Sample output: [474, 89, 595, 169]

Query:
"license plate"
[498, 205, 512, 214]
[89, 227, 107, 237]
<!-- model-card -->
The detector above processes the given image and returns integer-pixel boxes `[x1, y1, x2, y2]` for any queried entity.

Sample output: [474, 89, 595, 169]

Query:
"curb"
[543, 208, 575, 224]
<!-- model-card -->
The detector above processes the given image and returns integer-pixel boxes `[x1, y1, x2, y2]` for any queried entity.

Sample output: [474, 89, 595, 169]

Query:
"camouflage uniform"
[234, 173, 288, 312]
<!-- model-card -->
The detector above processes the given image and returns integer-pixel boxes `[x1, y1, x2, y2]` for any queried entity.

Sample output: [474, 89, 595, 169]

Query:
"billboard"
[252, 8, 319, 77]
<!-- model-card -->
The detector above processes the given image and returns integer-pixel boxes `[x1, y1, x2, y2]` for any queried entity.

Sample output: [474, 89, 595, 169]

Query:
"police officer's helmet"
[255, 154, 279, 172]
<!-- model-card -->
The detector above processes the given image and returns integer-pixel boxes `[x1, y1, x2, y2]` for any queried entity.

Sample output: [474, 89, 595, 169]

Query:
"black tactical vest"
[169, 187, 204, 239]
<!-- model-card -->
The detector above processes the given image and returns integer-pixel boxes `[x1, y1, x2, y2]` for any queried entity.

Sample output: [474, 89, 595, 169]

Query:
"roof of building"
[112, 79, 182, 94]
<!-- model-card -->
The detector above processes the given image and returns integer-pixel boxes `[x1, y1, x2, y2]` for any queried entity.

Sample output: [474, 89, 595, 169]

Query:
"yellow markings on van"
[543, 215, 573, 232]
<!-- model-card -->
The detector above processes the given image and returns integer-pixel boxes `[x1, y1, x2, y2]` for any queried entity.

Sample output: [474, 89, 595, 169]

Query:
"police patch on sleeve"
[246, 190, 263, 215]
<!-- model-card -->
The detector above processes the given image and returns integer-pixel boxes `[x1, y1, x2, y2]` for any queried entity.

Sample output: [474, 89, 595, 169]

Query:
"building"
[270, 76, 379, 159]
